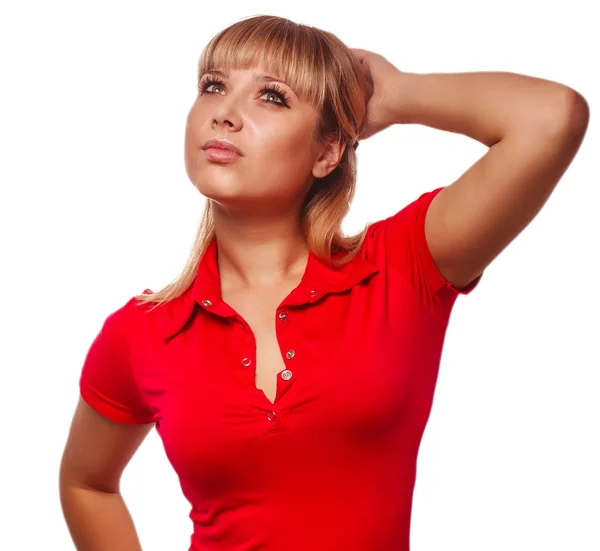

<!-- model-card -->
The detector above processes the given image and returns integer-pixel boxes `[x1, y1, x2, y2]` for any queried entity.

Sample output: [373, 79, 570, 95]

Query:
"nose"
[210, 93, 241, 129]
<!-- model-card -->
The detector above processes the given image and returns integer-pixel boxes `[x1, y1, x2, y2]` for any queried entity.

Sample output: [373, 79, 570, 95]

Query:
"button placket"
[274, 288, 321, 392]
[226, 301, 302, 422]
[278, 350, 295, 388]
[235, 315, 253, 368]
[276, 309, 294, 386]
[281, 370, 292, 381]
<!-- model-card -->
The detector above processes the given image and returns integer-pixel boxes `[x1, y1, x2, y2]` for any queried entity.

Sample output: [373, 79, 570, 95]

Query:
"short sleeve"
[79, 298, 155, 425]
[379, 186, 483, 326]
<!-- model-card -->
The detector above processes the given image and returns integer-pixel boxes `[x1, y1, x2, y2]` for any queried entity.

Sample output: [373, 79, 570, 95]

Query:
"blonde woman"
[59, 14, 589, 551]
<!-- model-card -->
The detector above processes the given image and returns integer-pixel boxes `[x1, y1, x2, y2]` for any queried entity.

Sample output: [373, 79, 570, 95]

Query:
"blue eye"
[197, 76, 291, 108]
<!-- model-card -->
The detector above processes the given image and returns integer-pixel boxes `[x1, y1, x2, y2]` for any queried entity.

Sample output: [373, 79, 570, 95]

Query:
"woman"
[59, 14, 589, 551]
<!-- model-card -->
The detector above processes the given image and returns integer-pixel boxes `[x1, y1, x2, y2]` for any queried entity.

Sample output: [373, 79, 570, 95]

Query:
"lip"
[201, 138, 243, 156]
[203, 148, 241, 163]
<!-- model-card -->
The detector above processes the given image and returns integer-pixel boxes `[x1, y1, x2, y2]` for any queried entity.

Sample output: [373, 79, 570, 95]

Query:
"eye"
[257, 84, 290, 107]
[197, 76, 291, 108]
[198, 76, 227, 95]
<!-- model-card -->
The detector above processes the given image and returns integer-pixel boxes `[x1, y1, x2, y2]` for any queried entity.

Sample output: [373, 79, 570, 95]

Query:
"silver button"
[285, 350, 295, 359]
[267, 411, 277, 422]
[281, 370, 292, 380]
[278, 311, 288, 321]
[241, 357, 252, 367]
[201, 299, 212, 307]
[308, 289, 319, 298]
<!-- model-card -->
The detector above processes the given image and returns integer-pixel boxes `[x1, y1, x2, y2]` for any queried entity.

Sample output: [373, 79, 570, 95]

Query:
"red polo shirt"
[79, 186, 482, 551]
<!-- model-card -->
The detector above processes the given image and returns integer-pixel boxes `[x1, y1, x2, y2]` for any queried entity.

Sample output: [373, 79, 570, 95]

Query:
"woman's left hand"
[351, 48, 408, 141]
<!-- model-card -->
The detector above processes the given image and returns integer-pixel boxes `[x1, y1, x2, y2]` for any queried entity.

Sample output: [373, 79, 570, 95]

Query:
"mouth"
[201, 138, 243, 156]
[203, 148, 242, 163]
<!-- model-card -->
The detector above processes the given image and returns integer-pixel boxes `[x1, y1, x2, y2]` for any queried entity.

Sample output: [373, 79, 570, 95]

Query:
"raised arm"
[392, 69, 589, 290]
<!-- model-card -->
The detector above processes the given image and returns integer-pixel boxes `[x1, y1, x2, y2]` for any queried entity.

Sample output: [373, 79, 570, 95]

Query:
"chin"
[193, 179, 248, 202]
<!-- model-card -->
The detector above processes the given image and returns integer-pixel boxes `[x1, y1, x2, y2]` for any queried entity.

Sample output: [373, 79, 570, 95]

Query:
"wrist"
[387, 71, 423, 125]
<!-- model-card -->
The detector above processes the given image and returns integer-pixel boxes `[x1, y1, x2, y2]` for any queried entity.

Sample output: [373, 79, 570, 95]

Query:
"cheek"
[183, 129, 195, 172]
[256, 124, 313, 164]
[184, 109, 205, 166]
[185, 109, 201, 143]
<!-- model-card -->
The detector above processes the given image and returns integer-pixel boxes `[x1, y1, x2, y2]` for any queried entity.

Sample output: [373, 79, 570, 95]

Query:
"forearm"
[392, 70, 577, 146]
[60, 483, 143, 551]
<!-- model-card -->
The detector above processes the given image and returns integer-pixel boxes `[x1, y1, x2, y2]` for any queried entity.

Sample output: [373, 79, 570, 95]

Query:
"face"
[184, 65, 343, 215]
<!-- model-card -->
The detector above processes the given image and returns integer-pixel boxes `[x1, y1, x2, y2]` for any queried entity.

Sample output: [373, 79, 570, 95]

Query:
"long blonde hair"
[135, 15, 371, 311]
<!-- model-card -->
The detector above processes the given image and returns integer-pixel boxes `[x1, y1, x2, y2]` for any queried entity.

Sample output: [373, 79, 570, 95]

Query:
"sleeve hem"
[417, 187, 483, 297]
[445, 273, 483, 295]
[80, 379, 155, 425]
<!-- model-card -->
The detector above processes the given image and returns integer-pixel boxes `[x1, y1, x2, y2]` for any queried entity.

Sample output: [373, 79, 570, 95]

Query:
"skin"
[184, 65, 346, 291]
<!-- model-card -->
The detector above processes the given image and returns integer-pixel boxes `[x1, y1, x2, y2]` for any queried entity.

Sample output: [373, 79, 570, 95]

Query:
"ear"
[312, 137, 347, 179]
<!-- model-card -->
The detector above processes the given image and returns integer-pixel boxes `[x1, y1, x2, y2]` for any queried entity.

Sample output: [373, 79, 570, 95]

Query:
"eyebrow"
[205, 69, 292, 90]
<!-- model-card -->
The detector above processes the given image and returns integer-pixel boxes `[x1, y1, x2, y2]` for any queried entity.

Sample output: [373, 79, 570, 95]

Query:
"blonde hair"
[135, 14, 371, 311]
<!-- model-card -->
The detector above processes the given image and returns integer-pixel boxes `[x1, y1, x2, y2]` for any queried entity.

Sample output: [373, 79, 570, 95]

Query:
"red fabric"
[79, 186, 482, 551]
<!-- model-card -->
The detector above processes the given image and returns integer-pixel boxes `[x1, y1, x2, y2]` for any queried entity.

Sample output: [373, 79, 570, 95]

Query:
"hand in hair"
[351, 48, 410, 140]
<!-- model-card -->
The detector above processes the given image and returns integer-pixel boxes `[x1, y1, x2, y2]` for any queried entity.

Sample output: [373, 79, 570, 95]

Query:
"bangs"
[197, 20, 328, 109]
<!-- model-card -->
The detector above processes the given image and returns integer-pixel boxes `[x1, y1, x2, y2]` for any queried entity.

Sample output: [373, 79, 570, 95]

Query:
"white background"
[1, 1, 598, 550]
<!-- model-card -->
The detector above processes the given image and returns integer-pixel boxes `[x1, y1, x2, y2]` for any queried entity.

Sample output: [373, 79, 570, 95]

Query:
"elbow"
[553, 87, 590, 135]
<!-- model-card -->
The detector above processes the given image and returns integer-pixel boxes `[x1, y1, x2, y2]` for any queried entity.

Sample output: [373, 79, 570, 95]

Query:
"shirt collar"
[158, 237, 379, 342]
